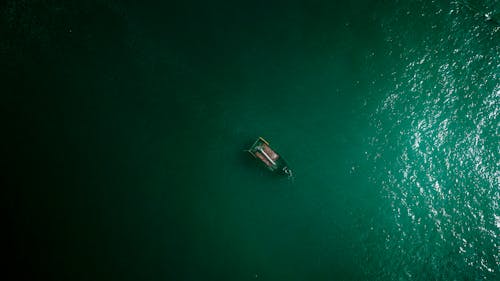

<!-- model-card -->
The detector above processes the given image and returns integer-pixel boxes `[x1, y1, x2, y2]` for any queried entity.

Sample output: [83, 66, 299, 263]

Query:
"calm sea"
[2, 0, 499, 280]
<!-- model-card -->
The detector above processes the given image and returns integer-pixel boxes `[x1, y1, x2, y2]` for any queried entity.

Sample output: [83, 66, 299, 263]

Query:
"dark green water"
[2, 1, 499, 280]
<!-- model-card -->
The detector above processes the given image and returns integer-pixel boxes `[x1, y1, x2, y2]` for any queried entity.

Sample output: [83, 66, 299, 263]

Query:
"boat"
[247, 137, 292, 177]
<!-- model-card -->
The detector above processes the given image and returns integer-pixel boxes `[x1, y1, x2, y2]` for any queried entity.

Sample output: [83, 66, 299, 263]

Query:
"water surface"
[2, 0, 499, 280]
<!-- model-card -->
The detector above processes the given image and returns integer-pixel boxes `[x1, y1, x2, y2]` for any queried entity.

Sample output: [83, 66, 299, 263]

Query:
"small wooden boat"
[247, 137, 292, 177]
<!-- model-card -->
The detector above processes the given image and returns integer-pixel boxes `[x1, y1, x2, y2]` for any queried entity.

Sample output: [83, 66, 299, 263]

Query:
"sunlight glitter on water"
[365, 1, 499, 279]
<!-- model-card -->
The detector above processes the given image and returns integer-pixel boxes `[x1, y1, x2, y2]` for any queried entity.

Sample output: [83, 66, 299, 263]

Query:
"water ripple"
[365, 0, 499, 280]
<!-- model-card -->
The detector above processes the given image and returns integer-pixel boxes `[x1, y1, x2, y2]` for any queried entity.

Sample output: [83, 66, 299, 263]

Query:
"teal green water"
[2, 0, 499, 280]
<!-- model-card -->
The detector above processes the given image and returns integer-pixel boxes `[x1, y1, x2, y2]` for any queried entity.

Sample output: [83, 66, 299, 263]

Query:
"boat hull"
[247, 137, 291, 176]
